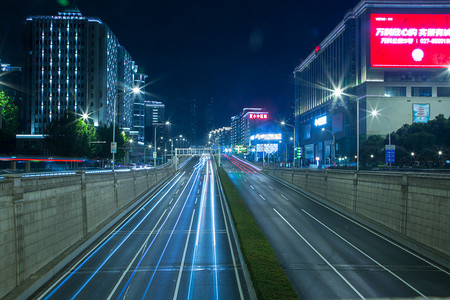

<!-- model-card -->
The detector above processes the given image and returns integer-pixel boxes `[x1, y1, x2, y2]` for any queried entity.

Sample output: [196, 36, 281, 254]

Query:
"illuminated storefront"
[294, 1, 450, 167]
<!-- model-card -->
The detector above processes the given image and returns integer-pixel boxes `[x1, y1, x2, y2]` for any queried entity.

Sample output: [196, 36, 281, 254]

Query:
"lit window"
[411, 87, 432, 97]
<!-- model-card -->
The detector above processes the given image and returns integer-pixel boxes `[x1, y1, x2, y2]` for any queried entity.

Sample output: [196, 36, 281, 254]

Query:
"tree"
[367, 114, 450, 168]
[96, 125, 129, 164]
[0, 90, 19, 154]
[360, 135, 384, 168]
[45, 112, 100, 158]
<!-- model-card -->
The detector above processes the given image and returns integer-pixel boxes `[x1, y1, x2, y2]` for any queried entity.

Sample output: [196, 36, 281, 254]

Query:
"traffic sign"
[153, 151, 157, 159]
[111, 142, 117, 153]
[385, 145, 395, 164]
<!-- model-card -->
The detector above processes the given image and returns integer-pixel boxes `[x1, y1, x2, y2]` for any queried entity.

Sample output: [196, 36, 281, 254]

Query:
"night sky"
[1, 0, 359, 132]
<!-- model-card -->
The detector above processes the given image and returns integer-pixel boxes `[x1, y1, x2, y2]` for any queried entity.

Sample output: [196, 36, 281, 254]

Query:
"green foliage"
[96, 125, 129, 163]
[361, 114, 450, 168]
[218, 167, 298, 300]
[45, 112, 100, 158]
[0, 90, 19, 154]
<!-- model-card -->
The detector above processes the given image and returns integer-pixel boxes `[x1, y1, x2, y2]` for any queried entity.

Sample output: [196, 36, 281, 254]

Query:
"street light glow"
[333, 88, 342, 97]
[132, 87, 141, 94]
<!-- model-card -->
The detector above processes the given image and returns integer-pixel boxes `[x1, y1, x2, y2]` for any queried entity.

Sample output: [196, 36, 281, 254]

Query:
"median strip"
[218, 167, 298, 300]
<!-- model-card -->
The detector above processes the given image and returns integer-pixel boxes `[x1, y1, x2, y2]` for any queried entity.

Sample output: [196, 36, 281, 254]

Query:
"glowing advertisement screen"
[371, 14, 450, 68]
[412, 104, 430, 123]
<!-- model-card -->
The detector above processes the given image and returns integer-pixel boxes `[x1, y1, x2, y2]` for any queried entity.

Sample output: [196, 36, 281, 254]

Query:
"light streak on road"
[40, 172, 185, 300]
[172, 209, 197, 300]
[117, 161, 204, 299]
[210, 159, 219, 300]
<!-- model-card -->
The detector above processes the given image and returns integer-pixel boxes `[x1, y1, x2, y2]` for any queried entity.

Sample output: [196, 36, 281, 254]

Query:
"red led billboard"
[371, 14, 450, 68]
[248, 113, 268, 120]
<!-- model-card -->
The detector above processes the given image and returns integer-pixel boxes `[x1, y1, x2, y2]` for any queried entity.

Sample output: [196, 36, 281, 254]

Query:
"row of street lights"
[280, 88, 393, 170]
[109, 86, 192, 169]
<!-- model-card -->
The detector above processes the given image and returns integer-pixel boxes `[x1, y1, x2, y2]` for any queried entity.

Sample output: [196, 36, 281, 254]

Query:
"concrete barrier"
[266, 168, 450, 267]
[0, 167, 173, 299]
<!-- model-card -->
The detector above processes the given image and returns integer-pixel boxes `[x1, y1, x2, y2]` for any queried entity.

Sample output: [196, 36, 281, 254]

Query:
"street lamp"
[281, 121, 296, 168]
[321, 128, 335, 165]
[334, 88, 360, 171]
[112, 87, 141, 170]
[144, 144, 152, 165]
[153, 121, 170, 167]
[279, 141, 287, 167]
[370, 109, 391, 146]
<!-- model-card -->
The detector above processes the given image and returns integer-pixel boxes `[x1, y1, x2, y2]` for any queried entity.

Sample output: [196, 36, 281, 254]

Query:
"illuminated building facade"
[24, 3, 139, 134]
[230, 108, 269, 149]
[209, 127, 231, 149]
[294, 0, 450, 166]
[144, 100, 165, 144]
[132, 72, 148, 143]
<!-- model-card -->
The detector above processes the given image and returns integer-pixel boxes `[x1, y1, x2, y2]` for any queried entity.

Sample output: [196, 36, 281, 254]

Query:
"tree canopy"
[361, 114, 450, 168]
[0, 90, 19, 154]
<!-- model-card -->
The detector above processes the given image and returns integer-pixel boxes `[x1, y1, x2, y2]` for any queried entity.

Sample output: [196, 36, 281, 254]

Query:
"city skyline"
[1, 0, 359, 130]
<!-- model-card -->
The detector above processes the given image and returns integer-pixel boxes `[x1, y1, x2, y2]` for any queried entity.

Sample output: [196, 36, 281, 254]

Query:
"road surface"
[223, 154, 450, 300]
[36, 155, 251, 300]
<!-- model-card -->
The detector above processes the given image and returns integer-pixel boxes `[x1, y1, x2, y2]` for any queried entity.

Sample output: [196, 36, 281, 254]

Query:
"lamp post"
[370, 110, 391, 146]
[281, 121, 296, 168]
[112, 87, 140, 171]
[334, 88, 360, 171]
[164, 139, 172, 163]
[144, 144, 152, 165]
[321, 128, 335, 165]
[153, 121, 170, 167]
[279, 141, 287, 168]
[370, 109, 392, 167]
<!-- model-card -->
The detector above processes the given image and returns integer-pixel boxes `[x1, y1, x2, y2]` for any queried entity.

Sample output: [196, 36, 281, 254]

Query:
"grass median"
[218, 167, 298, 300]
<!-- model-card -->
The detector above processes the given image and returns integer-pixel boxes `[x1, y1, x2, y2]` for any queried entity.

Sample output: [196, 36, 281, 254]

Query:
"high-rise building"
[189, 98, 199, 144]
[144, 100, 165, 144]
[132, 72, 147, 143]
[23, 3, 138, 134]
[209, 127, 231, 149]
[294, 0, 450, 166]
[230, 108, 269, 148]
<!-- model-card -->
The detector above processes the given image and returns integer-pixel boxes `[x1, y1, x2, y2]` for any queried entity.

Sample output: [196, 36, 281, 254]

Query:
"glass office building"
[24, 3, 138, 134]
[294, 0, 450, 166]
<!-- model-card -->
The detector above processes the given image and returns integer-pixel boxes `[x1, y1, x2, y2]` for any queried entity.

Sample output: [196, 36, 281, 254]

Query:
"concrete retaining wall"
[0, 167, 173, 299]
[266, 169, 450, 265]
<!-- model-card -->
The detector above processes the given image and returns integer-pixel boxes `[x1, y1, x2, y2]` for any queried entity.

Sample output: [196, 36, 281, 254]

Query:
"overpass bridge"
[174, 147, 220, 169]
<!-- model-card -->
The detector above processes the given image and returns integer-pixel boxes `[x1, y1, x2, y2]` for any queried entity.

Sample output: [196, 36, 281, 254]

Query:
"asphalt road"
[36, 156, 250, 300]
[222, 155, 450, 300]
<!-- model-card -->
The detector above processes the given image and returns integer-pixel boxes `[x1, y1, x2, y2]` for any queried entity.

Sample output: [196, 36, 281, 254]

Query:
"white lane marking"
[281, 194, 288, 201]
[259, 178, 264, 183]
[250, 185, 254, 190]
[38, 172, 186, 299]
[292, 186, 450, 276]
[107, 210, 168, 300]
[302, 209, 429, 299]
[268, 185, 274, 190]
[273, 208, 366, 300]
[259, 194, 266, 201]
[173, 209, 196, 300]
[243, 178, 247, 182]
[176, 189, 179, 194]
[169, 198, 174, 205]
